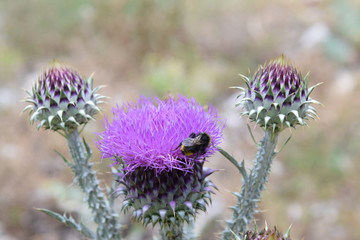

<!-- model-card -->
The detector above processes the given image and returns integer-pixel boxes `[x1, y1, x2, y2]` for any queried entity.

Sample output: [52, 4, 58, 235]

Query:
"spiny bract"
[235, 56, 320, 133]
[23, 62, 105, 132]
[118, 162, 216, 228]
[244, 226, 291, 240]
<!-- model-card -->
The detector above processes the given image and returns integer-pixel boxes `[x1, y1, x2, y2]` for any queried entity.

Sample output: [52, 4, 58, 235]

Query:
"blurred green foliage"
[3, 0, 88, 55]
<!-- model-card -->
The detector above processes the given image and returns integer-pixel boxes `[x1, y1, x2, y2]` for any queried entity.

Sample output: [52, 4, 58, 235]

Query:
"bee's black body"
[179, 132, 211, 157]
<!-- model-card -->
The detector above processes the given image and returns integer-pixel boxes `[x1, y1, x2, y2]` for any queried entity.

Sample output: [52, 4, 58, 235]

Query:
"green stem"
[183, 221, 195, 240]
[222, 130, 279, 239]
[66, 129, 121, 240]
[160, 223, 185, 240]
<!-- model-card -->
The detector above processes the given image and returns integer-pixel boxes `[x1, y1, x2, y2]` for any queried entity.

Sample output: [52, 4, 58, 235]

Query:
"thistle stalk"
[23, 62, 123, 239]
[66, 128, 121, 240]
[222, 130, 278, 239]
[221, 56, 320, 239]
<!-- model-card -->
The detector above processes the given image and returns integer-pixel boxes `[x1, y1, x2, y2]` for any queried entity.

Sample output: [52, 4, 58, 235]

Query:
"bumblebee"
[178, 132, 211, 157]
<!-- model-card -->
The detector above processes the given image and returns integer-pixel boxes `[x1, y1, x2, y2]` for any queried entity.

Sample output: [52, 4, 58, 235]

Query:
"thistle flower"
[236, 56, 320, 133]
[23, 62, 105, 132]
[98, 96, 224, 230]
[243, 226, 291, 240]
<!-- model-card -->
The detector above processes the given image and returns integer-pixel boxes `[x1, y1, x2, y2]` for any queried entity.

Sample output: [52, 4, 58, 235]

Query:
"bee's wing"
[192, 135, 204, 145]
[182, 138, 196, 147]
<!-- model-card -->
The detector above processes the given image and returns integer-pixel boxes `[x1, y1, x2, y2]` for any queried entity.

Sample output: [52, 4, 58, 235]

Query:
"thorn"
[304, 99, 322, 106]
[290, 110, 299, 118]
[264, 116, 271, 128]
[230, 86, 246, 92]
[232, 192, 242, 198]
[78, 109, 87, 117]
[307, 82, 323, 96]
[169, 201, 176, 215]
[251, 198, 261, 202]
[225, 220, 235, 225]
[56, 110, 64, 122]
[284, 224, 292, 238]
[271, 102, 280, 111]
[177, 210, 185, 219]
[297, 117, 304, 125]
[22, 105, 34, 112]
[159, 209, 167, 220]
[238, 73, 250, 82]
[307, 105, 317, 111]
[229, 206, 237, 211]
[272, 123, 277, 134]
[306, 114, 315, 120]
[196, 198, 206, 208]
[30, 111, 40, 123]
[249, 109, 257, 118]
[48, 115, 55, 128]
[142, 205, 150, 214]
[256, 106, 265, 119]
[276, 134, 292, 154]
[37, 119, 46, 129]
[278, 114, 285, 125]
[247, 124, 257, 145]
[151, 215, 159, 225]
[67, 116, 79, 125]
[239, 98, 252, 105]
[265, 220, 269, 231]
[59, 122, 65, 129]
[143, 217, 150, 226]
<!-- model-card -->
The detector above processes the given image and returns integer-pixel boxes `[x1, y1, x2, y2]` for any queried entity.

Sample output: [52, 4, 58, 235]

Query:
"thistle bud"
[98, 96, 224, 229]
[23, 62, 105, 132]
[244, 226, 291, 240]
[236, 56, 320, 133]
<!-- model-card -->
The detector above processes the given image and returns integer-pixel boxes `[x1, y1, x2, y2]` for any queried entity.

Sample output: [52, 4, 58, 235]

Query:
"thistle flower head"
[237, 56, 320, 133]
[23, 62, 105, 132]
[98, 95, 224, 227]
[98, 96, 224, 174]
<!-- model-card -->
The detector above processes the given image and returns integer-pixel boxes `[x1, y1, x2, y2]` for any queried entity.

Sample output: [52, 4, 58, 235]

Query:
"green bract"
[244, 226, 291, 240]
[119, 162, 215, 228]
[235, 56, 320, 133]
[23, 62, 105, 132]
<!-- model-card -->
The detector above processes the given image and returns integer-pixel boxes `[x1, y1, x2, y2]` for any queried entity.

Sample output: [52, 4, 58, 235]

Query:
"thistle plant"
[97, 96, 224, 240]
[23, 62, 121, 240]
[22, 56, 319, 240]
[221, 56, 320, 239]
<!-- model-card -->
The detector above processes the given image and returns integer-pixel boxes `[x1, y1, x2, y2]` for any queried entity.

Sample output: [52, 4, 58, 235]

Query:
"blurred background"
[1, 0, 360, 239]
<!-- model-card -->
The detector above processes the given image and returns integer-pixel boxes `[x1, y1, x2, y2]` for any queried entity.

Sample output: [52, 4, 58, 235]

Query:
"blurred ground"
[1, 0, 360, 239]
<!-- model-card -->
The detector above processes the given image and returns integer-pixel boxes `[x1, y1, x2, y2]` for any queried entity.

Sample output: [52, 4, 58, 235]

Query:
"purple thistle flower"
[98, 95, 224, 228]
[98, 96, 224, 174]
